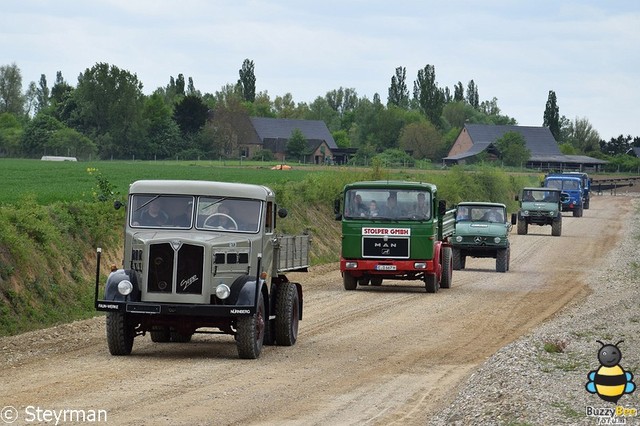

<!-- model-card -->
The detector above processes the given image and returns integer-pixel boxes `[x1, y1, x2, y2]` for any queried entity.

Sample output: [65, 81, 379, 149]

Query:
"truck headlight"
[455, 235, 463, 243]
[345, 262, 358, 269]
[215, 284, 231, 300]
[550, 210, 557, 216]
[522, 210, 530, 216]
[414, 262, 427, 269]
[494, 237, 501, 243]
[117, 280, 133, 296]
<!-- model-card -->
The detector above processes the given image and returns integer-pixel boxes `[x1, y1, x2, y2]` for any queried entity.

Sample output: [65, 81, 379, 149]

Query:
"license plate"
[376, 264, 396, 271]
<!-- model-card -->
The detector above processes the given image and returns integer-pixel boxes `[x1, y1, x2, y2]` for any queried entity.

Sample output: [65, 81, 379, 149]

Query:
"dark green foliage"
[413, 64, 445, 128]
[388, 67, 409, 108]
[286, 128, 307, 160]
[453, 82, 464, 102]
[495, 131, 531, 167]
[543, 90, 560, 140]
[238, 59, 256, 103]
[69, 63, 146, 159]
[466, 80, 479, 109]
[173, 94, 209, 136]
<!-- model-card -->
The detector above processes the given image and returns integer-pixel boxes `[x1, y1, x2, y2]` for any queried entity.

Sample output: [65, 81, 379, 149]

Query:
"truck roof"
[128, 180, 274, 200]
[457, 201, 507, 209]
[545, 175, 582, 181]
[343, 180, 437, 192]
[523, 186, 561, 192]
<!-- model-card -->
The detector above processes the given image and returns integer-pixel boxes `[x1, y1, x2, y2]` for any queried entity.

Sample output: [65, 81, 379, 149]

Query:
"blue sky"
[2, 0, 639, 141]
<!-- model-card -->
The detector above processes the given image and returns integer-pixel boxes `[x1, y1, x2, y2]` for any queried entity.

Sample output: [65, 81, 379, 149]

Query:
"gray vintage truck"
[451, 202, 511, 272]
[513, 187, 563, 237]
[94, 180, 310, 359]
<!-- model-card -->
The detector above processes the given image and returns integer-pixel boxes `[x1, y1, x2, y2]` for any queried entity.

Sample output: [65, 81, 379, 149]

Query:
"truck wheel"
[236, 291, 265, 359]
[460, 255, 467, 269]
[584, 198, 590, 209]
[551, 217, 562, 236]
[425, 273, 438, 293]
[106, 312, 135, 356]
[517, 219, 528, 235]
[440, 247, 452, 289]
[496, 249, 508, 273]
[370, 277, 383, 286]
[573, 207, 583, 217]
[150, 326, 170, 342]
[452, 248, 462, 270]
[343, 272, 357, 290]
[275, 282, 299, 346]
[170, 331, 193, 343]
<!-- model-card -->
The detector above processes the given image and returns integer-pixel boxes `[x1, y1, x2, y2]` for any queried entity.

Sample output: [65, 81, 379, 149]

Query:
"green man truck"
[335, 181, 456, 293]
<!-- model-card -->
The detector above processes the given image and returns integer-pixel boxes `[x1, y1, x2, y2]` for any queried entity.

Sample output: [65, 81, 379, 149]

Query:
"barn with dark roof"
[215, 114, 335, 164]
[444, 124, 607, 171]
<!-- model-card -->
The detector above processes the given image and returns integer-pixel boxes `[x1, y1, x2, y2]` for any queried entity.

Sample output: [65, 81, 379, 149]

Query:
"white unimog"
[94, 180, 310, 359]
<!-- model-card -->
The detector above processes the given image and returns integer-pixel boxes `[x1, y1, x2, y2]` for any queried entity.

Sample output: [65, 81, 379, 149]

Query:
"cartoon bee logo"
[586, 340, 636, 403]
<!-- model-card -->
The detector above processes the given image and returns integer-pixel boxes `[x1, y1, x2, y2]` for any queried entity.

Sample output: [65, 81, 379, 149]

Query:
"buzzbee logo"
[585, 340, 636, 403]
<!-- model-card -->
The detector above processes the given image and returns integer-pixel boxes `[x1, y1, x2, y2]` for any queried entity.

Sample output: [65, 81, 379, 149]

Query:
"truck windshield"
[130, 195, 195, 229]
[344, 189, 431, 220]
[196, 197, 261, 233]
[457, 206, 505, 223]
[546, 179, 580, 190]
[524, 190, 560, 203]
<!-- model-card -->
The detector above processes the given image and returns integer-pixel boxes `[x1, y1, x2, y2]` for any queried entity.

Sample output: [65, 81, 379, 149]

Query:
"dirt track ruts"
[0, 195, 630, 425]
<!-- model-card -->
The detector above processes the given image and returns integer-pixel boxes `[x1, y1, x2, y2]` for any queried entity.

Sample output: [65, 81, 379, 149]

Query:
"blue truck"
[563, 172, 591, 209]
[543, 173, 584, 217]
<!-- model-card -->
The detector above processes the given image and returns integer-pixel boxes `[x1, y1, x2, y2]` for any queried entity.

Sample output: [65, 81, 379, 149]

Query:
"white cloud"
[2, 0, 639, 140]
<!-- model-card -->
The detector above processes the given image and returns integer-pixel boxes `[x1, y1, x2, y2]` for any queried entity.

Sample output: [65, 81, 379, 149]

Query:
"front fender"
[228, 275, 266, 306]
[104, 269, 141, 302]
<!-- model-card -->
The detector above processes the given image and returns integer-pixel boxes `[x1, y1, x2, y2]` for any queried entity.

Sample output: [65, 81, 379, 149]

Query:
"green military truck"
[335, 180, 456, 293]
[94, 180, 310, 359]
[513, 187, 563, 237]
[451, 202, 511, 273]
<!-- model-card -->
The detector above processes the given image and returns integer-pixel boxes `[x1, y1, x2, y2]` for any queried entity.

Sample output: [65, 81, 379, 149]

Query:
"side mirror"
[514, 195, 519, 201]
[334, 198, 342, 220]
[113, 200, 123, 210]
[277, 208, 288, 218]
[437, 200, 446, 216]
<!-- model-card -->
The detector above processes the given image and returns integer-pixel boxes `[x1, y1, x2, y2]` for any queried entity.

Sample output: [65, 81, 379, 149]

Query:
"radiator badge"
[179, 274, 199, 291]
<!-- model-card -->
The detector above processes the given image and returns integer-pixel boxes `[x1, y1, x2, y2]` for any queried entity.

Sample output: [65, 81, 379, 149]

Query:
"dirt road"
[0, 195, 631, 426]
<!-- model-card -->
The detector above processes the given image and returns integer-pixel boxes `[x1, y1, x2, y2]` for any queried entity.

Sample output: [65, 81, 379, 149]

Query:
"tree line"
[0, 60, 639, 170]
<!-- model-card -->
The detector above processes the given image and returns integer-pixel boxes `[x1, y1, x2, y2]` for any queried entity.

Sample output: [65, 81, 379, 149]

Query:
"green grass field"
[0, 158, 325, 205]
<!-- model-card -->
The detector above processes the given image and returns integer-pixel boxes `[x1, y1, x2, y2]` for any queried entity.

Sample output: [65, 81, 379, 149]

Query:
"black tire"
[343, 271, 357, 290]
[425, 273, 438, 293]
[150, 326, 170, 342]
[584, 198, 590, 209]
[170, 331, 193, 343]
[573, 206, 583, 217]
[440, 247, 452, 289]
[496, 248, 508, 273]
[551, 217, 562, 236]
[106, 312, 134, 356]
[517, 218, 528, 235]
[452, 248, 462, 270]
[460, 255, 467, 269]
[370, 277, 383, 286]
[506, 247, 511, 271]
[236, 291, 266, 359]
[275, 282, 300, 346]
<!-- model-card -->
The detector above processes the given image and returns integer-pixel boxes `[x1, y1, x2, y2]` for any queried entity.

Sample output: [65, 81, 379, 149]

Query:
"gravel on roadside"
[429, 194, 640, 426]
